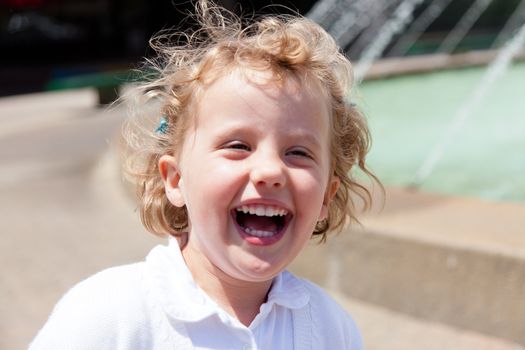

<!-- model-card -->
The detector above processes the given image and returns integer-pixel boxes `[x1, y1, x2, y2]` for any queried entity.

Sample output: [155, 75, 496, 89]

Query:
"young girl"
[30, 1, 376, 349]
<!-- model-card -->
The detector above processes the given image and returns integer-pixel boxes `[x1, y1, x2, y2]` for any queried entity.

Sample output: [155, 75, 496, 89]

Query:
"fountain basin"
[358, 57, 525, 202]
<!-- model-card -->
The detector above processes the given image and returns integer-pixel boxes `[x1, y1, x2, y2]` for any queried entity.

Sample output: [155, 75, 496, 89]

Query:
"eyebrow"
[210, 121, 258, 139]
[284, 129, 324, 150]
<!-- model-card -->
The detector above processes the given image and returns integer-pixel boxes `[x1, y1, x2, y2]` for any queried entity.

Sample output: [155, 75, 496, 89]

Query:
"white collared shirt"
[30, 239, 362, 349]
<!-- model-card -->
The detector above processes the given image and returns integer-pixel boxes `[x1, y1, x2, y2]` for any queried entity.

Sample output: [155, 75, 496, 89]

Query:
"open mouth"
[232, 204, 292, 239]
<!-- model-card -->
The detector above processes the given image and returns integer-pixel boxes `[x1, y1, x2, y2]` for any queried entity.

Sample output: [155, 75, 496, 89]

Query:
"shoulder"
[30, 263, 152, 349]
[291, 275, 363, 349]
[56, 263, 147, 317]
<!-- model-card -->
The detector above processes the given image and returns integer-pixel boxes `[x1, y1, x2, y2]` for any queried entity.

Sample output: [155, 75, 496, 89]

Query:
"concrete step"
[290, 187, 525, 346]
[330, 292, 523, 350]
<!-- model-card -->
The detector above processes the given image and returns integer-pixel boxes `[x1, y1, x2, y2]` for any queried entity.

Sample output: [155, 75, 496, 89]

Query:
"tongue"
[242, 215, 278, 232]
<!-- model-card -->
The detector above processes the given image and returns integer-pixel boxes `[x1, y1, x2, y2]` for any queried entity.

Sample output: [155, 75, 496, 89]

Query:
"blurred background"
[1, 0, 524, 349]
[1, 0, 522, 96]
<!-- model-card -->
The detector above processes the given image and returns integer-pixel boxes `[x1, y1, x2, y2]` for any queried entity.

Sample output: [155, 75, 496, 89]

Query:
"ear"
[159, 155, 185, 207]
[319, 176, 340, 221]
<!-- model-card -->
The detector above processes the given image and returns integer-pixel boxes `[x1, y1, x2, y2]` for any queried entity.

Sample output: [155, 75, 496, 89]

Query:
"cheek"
[184, 161, 243, 210]
[214, 162, 243, 177]
[293, 170, 327, 205]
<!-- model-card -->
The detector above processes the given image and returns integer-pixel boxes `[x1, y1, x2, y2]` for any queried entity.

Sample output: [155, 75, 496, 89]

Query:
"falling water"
[331, 0, 374, 47]
[306, 0, 342, 30]
[438, 0, 493, 54]
[330, 6, 360, 45]
[412, 22, 525, 187]
[347, 1, 396, 60]
[354, 0, 426, 82]
[491, 0, 525, 49]
[387, 0, 453, 57]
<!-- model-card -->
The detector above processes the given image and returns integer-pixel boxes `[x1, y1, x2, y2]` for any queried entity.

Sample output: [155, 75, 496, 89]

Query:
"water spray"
[491, 0, 525, 49]
[388, 0, 453, 57]
[353, 0, 426, 83]
[437, 0, 493, 54]
[411, 22, 525, 188]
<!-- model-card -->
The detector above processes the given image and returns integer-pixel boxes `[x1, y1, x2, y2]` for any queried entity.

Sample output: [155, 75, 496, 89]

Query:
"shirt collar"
[145, 238, 216, 322]
[265, 270, 310, 310]
[145, 238, 310, 323]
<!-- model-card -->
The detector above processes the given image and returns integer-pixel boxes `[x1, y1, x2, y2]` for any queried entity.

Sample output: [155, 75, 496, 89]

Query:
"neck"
[182, 244, 272, 327]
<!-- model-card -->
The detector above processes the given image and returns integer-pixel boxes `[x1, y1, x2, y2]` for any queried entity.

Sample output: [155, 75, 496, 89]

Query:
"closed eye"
[223, 141, 251, 151]
[286, 148, 314, 159]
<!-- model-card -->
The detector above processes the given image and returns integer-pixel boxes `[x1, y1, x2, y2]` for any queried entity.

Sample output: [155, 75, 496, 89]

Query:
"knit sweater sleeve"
[29, 264, 151, 350]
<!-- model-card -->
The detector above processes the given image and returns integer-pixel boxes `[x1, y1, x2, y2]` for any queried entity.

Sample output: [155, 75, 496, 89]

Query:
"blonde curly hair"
[123, 0, 379, 242]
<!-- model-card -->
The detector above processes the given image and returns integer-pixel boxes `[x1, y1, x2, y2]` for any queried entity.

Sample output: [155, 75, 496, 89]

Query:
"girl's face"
[160, 70, 339, 283]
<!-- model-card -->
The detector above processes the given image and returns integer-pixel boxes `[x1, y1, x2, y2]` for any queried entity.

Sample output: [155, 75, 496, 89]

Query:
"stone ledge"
[331, 291, 523, 350]
[290, 187, 525, 345]
[364, 49, 525, 80]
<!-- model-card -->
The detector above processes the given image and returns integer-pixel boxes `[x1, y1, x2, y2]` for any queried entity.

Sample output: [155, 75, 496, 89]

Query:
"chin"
[236, 258, 284, 282]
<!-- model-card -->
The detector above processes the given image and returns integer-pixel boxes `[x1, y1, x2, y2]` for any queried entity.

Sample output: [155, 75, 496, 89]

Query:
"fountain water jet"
[331, 0, 381, 49]
[437, 0, 494, 54]
[387, 0, 453, 57]
[353, 0, 426, 83]
[345, 1, 395, 58]
[306, 0, 340, 29]
[412, 22, 525, 187]
[491, 0, 525, 49]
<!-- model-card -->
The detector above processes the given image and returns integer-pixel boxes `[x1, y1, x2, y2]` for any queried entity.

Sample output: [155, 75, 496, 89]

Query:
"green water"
[358, 62, 525, 202]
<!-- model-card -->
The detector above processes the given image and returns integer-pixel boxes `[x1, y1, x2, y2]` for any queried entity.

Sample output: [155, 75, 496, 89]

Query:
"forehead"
[194, 68, 332, 127]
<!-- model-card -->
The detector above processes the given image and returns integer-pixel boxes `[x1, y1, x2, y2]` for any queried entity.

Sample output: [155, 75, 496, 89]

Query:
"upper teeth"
[236, 205, 288, 217]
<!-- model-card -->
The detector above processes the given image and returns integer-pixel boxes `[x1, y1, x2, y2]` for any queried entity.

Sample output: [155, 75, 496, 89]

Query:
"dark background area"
[0, 0, 317, 96]
[0, 0, 521, 97]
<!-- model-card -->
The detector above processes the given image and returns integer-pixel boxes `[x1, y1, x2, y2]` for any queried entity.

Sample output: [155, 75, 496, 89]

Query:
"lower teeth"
[244, 227, 276, 238]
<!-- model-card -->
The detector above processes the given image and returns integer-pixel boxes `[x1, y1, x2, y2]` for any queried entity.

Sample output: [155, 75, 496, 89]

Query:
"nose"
[250, 152, 286, 189]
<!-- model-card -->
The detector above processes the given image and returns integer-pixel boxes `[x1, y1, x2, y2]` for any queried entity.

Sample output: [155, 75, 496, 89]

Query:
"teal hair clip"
[155, 116, 168, 134]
